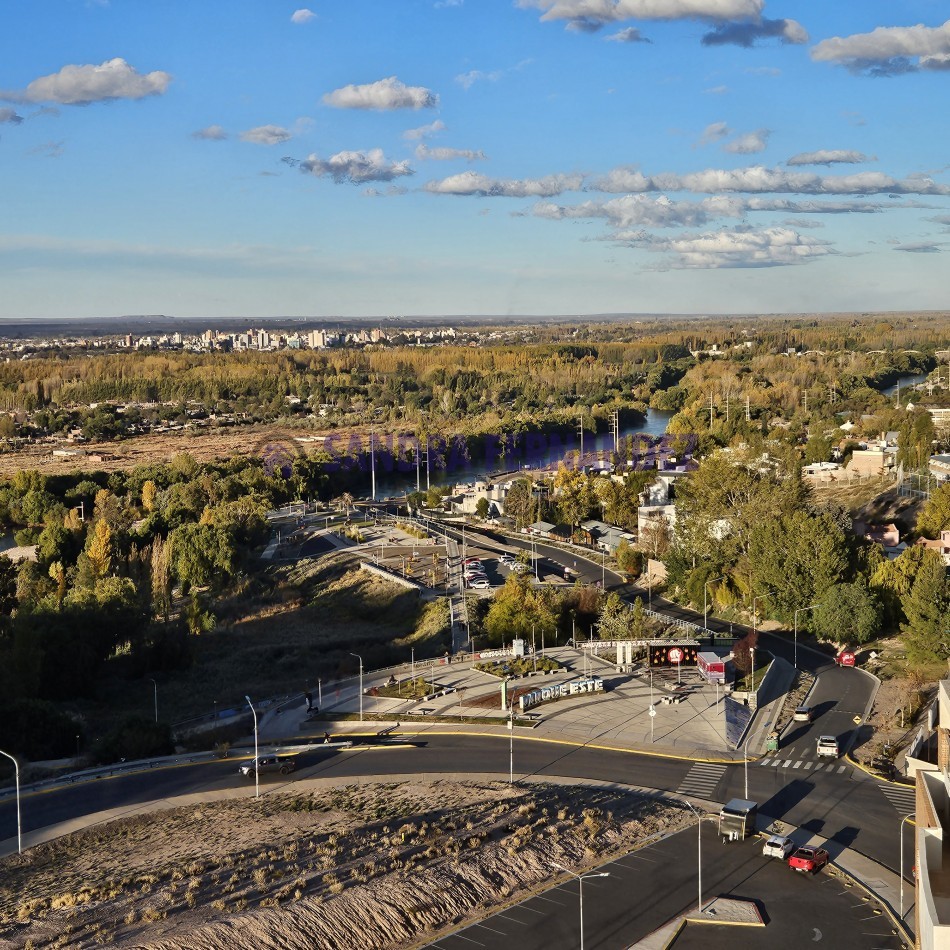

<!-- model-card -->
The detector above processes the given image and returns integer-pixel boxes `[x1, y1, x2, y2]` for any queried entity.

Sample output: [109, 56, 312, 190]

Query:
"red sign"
[837, 651, 856, 667]
[669, 648, 684, 664]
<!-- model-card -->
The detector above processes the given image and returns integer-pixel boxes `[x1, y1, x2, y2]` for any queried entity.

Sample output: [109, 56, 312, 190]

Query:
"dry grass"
[0, 780, 686, 950]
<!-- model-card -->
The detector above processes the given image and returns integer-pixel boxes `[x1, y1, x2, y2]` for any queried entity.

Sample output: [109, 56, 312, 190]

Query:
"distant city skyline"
[1, 2, 949, 319]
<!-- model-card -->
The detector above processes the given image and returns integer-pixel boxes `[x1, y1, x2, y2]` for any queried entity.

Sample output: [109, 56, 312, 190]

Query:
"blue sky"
[1, 0, 949, 320]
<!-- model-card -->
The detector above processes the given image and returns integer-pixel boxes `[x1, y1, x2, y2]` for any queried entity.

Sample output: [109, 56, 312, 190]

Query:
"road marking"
[493, 912, 529, 925]
[793, 761, 802, 769]
[782, 760, 793, 767]
[533, 894, 565, 905]
[770, 760, 782, 767]
[472, 923, 509, 936]
[837, 765, 847, 774]
[813, 763, 824, 772]
[803, 762, 813, 770]
[676, 762, 727, 798]
[878, 783, 916, 815]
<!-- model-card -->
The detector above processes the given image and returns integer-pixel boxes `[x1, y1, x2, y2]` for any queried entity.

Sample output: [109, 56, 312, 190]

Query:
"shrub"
[94, 716, 174, 765]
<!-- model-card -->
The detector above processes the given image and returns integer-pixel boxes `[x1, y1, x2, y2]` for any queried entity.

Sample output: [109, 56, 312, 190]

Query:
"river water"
[882, 372, 930, 398]
[374, 407, 676, 495]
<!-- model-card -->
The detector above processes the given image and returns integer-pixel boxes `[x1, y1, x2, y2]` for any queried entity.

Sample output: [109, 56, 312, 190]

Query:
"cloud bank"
[812, 18, 950, 76]
[299, 149, 414, 184]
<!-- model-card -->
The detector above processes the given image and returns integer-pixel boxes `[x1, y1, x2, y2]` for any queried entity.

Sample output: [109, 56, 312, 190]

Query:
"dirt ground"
[0, 780, 686, 950]
[0, 422, 339, 478]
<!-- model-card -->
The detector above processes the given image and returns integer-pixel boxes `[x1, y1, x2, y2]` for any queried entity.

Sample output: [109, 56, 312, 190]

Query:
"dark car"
[238, 755, 297, 778]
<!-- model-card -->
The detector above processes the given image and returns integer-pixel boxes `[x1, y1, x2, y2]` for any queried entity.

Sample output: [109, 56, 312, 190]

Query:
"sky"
[1, 0, 949, 320]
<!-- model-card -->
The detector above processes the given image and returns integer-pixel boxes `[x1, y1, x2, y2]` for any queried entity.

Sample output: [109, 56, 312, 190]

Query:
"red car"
[788, 847, 830, 874]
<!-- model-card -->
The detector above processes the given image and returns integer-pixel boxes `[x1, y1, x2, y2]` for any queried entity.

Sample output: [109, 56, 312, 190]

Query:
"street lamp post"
[793, 604, 819, 669]
[703, 576, 724, 631]
[244, 695, 259, 800]
[900, 811, 915, 921]
[148, 678, 158, 723]
[549, 861, 610, 950]
[682, 801, 704, 913]
[349, 653, 364, 722]
[649, 667, 656, 744]
[743, 722, 771, 800]
[508, 689, 514, 785]
[0, 748, 21, 854]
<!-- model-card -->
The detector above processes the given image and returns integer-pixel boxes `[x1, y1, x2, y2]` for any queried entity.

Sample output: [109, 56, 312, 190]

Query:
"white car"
[499, 555, 517, 566]
[762, 835, 795, 859]
[468, 578, 491, 590]
[817, 735, 839, 758]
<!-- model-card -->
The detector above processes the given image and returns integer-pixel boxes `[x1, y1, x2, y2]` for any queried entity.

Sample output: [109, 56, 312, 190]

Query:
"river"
[373, 407, 676, 495]
[882, 371, 930, 398]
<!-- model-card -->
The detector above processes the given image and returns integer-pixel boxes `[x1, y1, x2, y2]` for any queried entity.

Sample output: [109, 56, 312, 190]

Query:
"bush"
[94, 716, 174, 765]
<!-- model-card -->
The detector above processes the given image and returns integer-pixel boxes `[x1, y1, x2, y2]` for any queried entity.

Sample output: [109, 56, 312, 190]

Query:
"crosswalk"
[676, 762, 727, 799]
[757, 756, 850, 775]
[879, 782, 916, 815]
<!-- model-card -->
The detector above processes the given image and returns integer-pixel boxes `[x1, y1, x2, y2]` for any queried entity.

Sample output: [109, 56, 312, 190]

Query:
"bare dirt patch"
[0, 780, 686, 950]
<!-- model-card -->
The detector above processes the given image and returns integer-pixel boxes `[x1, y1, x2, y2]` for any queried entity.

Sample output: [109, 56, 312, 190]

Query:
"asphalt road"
[2, 733, 910, 874]
[429, 823, 903, 950]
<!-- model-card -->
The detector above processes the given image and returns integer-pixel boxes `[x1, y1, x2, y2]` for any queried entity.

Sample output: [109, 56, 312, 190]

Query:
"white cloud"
[704, 84, 729, 94]
[606, 27, 650, 42]
[323, 76, 438, 110]
[0, 107, 23, 124]
[786, 150, 873, 166]
[239, 125, 291, 146]
[698, 121, 731, 145]
[300, 149, 414, 184]
[1, 58, 171, 105]
[424, 170, 585, 197]
[290, 9, 316, 24]
[592, 164, 950, 196]
[415, 143, 487, 162]
[811, 18, 950, 76]
[529, 194, 725, 227]
[614, 225, 833, 268]
[701, 17, 806, 47]
[404, 120, 447, 140]
[518, 0, 766, 28]
[456, 69, 503, 90]
[192, 124, 228, 141]
[723, 128, 770, 154]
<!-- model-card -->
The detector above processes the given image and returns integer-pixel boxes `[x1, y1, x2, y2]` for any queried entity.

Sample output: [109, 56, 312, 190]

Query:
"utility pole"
[610, 409, 620, 455]
[370, 432, 376, 501]
[708, 392, 714, 429]
[415, 435, 421, 493]
[577, 416, 585, 468]
[745, 394, 751, 422]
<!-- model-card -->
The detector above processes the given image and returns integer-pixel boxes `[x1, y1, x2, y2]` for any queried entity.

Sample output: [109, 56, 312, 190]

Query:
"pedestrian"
[305, 690, 313, 712]
[324, 731, 332, 744]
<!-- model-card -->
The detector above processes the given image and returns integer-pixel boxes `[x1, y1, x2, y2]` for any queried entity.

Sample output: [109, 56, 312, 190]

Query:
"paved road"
[429, 824, 903, 950]
[1, 733, 911, 874]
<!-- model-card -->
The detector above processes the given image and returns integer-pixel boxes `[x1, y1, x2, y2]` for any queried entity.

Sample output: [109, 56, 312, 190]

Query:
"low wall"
[359, 561, 423, 593]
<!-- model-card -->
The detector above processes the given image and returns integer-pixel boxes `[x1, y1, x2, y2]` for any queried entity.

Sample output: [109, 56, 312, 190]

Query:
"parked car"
[468, 578, 491, 590]
[793, 705, 814, 722]
[816, 735, 839, 758]
[463, 557, 482, 566]
[511, 563, 530, 574]
[238, 755, 297, 778]
[499, 555, 517, 566]
[763, 835, 796, 859]
[788, 847, 830, 873]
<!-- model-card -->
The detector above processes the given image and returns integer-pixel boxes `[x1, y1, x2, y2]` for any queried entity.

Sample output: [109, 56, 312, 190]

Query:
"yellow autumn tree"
[85, 519, 113, 579]
[141, 480, 157, 513]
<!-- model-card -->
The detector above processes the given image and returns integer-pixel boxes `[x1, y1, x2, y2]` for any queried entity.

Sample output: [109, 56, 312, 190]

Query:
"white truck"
[816, 735, 839, 758]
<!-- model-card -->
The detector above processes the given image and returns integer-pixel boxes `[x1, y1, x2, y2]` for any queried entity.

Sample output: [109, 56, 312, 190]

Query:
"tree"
[502, 477, 537, 528]
[732, 629, 759, 676]
[150, 535, 172, 621]
[813, 582, 881, 645]
[184, 590, 216, 636]
[84, 519, 114, 581]
[596, 592, 631, 640]
[917, 483, 950, 539]
[475, 497, 490, 520]
[901, 548, 950, 663]
[614, 539, 641, 577]
[141, 480, 158, 513]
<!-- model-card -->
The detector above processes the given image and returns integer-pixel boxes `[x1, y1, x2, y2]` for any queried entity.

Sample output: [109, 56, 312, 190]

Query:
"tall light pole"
[900, 812, 915, 921]
[649, 667, 656, 744]
[244, 695, 259, 800]
[508, 686, 514, 785]
[0, 748, 21, 854]
[549, 861, 610, 950]
[349, 653, 364, 722]
[793, 604, 819, 669]
[704, 576, 724, 631]
[682, 801, 704, 913]
[148, 678, 158, 723]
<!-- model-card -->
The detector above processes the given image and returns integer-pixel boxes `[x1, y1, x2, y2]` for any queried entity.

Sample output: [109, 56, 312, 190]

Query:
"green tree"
[917, 483, 950, 539]
[475, 497, 490, 520]
[900, 548, 950, 663]
[813, 582, 881, 644]
[502, 477, 537, 528]
[596, 592, 631, 640]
